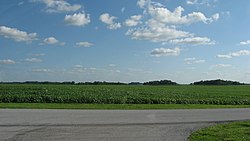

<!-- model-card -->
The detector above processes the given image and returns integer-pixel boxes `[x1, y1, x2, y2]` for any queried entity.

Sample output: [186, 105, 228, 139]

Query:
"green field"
[0, 84, 250, 105]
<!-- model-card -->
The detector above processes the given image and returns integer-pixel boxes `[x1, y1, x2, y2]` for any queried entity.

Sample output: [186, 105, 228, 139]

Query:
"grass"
[189, 121, 250, 141]
[1, 103, 250, 110]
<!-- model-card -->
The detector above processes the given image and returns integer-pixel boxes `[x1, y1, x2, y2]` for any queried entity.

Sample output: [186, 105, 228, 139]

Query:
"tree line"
[0, 79, 247, 85]
[190, 79, 245, 85]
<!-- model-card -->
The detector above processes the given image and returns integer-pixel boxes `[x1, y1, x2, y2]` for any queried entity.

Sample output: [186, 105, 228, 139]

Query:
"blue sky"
[0, 0, 250, 83]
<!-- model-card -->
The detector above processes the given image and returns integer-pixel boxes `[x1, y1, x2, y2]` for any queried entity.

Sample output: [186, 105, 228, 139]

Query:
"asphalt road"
[0, 108, 250, 141]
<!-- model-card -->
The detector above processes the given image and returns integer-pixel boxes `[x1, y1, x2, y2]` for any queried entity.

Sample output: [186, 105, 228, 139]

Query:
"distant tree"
[77, 81, 127, 85]
[143, 80, 178, 85]
[128, 82, 143, 85]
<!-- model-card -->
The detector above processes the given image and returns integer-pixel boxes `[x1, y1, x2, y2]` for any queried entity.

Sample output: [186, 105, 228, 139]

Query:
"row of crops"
[0, 84, 250, 105]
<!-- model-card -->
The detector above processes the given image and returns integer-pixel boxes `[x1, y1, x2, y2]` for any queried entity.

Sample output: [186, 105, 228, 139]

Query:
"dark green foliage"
[191, 79, 245, 85]
[143, 80, 178, 85]
[0, 84, 250, 104]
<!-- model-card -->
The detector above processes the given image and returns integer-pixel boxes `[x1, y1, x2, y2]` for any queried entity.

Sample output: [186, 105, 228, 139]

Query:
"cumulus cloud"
[76, 42, 93, 47]
[99, 13, 121, 29]
[124, 15, 142, 27]
[217, 50, 250, 59]
[126, 24, 191, 42]
[184, 58, 205, 64]
[0, 59, 15, 65]
[170, 37, 215, 45]
[43, 37, 65, 45]
[43, 37, 58, 44]
[25, 58, 42, 63]
[0, 26, 37, 42]
[212, 13, 220, 21]
[137, 0, 148, 8]
[240, 40, 250, 46]
[150, 47, 180, 57]
[64, 12, 90, 26]
[30, 0, 81, 13]
[126, 0, 216, 45]
[148, 6, 219, 25]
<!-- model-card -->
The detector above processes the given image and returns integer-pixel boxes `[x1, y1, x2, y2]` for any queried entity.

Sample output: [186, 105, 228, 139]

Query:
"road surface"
[0, 108, 250, 141]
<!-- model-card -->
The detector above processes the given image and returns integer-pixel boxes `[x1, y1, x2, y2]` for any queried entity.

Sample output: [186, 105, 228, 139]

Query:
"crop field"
[0, 84, 250, 105]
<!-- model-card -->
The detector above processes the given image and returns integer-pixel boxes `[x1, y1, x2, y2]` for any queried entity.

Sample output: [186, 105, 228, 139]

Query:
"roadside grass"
[1, 103, 250, 110]
[189, 121, 250, 141]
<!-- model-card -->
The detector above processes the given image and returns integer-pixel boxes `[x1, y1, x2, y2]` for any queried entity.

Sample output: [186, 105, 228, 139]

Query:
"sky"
[0, 0, 250, 84]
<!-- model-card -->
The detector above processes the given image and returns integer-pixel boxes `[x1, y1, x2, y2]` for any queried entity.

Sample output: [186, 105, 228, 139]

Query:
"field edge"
[1, 103, 250, 110]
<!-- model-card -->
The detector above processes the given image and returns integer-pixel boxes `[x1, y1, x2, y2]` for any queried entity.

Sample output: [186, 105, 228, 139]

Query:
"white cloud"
[170, 37, 215, 45]
[184, 58, 205, 64]
[42, 37, 64, 46]
[212, 13, 220, 21]
[214, 64, 232, 67]
[64, 12, 90, 26]
[73, 65, 83, 68]
[76, 42, 93, 47]
[148, 5, 219, 25]
[30, 0, 81, 13]
[240, 40, 250, 46]
[216, 54, 232, 59]
[108, 64, 116, 67]
[137, 0, 148, 8]
[43, 37, 58, 44]
[25, 58, 43, 63]
[32, 68, 51, 72]
[0, 59, 15, 65]
[126, 0, 216, 45]
[187, 0, 198, 5]
[184, 58, 196, 61]
[99, 13, 121, 29]
[150, 47, 180, 57]
[124, 15, 142, 27]
[186, 0, 218, 7]
[210, 64, 233, 70]
[230, 50, 250, 57]
[71, 66, 97, 73]
[0, 26, 37, 42]
[217, 50, 250, 59]
[126, 24, 191, 42]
